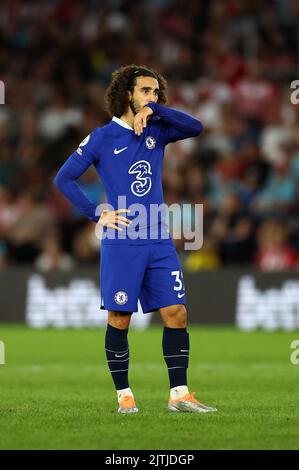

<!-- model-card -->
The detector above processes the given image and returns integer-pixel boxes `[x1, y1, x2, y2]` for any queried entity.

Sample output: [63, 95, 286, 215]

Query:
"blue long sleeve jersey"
[54, 102, 203, 244]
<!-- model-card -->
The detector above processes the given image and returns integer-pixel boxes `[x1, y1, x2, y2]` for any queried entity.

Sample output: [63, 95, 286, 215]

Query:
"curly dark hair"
[104, 64, 168, 118]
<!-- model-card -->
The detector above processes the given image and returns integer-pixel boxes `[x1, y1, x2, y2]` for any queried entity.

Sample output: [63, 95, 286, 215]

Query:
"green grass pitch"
[0, 325, 299, 450]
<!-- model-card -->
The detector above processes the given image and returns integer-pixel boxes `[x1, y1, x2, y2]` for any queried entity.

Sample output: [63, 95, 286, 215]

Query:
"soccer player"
[54, 65, 217, 414]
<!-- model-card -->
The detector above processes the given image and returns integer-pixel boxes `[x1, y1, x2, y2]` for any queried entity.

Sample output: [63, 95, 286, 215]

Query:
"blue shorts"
[100, 239, 186, 313]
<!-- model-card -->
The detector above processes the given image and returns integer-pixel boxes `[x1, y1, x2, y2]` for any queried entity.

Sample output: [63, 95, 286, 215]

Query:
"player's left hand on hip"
[134, 107, 153, 136]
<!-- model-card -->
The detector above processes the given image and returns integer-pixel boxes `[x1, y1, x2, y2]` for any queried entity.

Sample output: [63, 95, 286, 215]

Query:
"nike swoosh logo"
[115, 352, 128, 358]
[114, 146, 128, 154]
[178, 292, 185, 298]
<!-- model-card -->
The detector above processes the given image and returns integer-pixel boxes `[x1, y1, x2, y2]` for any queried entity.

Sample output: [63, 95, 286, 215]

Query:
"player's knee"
[160, 304, 187, 328]
[108, 311, 132, 330]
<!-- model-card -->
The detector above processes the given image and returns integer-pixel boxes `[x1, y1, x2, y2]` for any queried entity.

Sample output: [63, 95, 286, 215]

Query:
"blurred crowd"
[1, 0, 299, 272]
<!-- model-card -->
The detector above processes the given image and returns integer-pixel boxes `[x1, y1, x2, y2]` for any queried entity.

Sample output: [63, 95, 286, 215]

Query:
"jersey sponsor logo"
[114, 291, 128, 305]
[114, 146, 128, 154]
[128, 160, 152, 197]
[146, 136, 156, 149]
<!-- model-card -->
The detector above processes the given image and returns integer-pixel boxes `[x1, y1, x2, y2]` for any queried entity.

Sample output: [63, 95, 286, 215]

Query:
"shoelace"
[186, 392, 206, 407]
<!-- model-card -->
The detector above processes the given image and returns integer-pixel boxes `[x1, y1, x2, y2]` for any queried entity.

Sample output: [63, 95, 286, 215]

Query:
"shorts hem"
[141, 301, 186, 314]
[100, 304, 136, 313]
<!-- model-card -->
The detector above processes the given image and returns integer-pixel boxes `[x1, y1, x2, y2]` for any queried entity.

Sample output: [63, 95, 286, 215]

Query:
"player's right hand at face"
[133, 106, 153, 136]
[97, 209, 132, 232]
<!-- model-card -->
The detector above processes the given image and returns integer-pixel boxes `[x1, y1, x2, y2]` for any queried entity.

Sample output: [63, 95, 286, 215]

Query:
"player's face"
[129, 76, 159, 114]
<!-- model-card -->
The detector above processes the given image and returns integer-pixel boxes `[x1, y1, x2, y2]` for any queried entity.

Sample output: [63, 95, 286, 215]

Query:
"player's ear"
[128, 90, 132, 101]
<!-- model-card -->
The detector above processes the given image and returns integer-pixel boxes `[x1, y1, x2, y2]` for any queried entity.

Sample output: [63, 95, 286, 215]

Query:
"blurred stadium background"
[1, 0, 299, 451]
[1, 0, 299, 329]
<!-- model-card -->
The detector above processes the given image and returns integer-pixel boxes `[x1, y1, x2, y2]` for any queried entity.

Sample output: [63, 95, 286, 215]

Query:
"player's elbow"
[53, 170, 65, 191]
[191, 119, 203, 137]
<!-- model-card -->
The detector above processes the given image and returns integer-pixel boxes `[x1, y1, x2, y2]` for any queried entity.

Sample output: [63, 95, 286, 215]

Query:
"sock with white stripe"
[162, 326, 189, 389]
[105, 323, 129, 390]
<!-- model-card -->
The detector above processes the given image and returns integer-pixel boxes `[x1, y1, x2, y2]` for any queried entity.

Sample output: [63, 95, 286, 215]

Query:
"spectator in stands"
[184, 237, 220, 272]
[255, 219, 297, 271]
[35, 235, 74, 272]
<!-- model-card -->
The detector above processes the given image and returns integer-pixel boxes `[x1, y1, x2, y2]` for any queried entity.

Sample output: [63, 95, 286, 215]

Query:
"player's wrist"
[92, 212, 101, 223]
[144, 102, 155, 114]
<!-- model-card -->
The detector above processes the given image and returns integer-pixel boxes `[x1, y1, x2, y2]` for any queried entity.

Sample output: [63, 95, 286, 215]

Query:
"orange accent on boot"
[118, 395, 136, 410]
[170, 392, 205, 406]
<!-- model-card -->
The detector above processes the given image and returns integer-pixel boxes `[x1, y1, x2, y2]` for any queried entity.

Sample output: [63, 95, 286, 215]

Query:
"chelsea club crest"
[146, 136, 156, 149]
[114, 291, 128, 305]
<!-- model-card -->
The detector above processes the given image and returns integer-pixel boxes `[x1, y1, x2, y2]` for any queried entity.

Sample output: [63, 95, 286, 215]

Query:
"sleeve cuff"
[145, 102, 158, 114]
